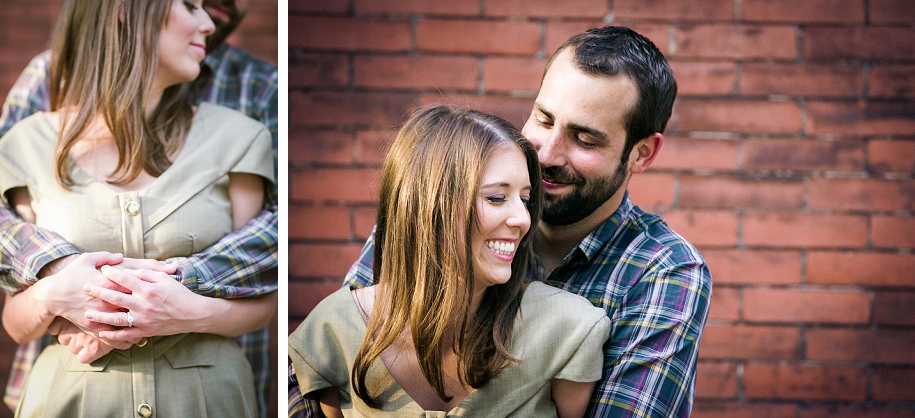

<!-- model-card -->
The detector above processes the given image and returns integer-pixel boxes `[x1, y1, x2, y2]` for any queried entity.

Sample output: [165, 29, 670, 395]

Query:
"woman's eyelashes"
[484, 194, 532, 207]
[183, 1, 200, 11]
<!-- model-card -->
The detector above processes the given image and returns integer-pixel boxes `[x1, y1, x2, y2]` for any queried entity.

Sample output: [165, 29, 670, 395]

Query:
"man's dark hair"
[552, 26, 677, 162]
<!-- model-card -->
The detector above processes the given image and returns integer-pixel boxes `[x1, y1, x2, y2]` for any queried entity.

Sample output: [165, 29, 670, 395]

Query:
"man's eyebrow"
[534, 103, 608, 141]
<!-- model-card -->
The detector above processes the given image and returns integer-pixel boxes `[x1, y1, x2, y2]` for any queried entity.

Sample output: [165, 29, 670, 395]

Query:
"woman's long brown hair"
[352, 104, 543, 408]
[49, 0, 194, 188]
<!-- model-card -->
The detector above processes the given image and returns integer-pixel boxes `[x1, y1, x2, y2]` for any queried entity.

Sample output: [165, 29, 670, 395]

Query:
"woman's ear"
[628, 133, 663, 174]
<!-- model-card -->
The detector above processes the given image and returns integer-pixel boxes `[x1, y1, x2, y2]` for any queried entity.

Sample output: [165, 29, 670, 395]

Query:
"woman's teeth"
[486, 240, 515, 256]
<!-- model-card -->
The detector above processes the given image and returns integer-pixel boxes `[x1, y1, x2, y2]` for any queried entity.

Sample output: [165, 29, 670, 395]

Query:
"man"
[0, 0, 278, 416]
[290, 26, 711, 417]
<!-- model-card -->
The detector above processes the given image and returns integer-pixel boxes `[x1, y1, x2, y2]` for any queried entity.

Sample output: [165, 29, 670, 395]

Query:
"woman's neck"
[145, 84, 167, 118]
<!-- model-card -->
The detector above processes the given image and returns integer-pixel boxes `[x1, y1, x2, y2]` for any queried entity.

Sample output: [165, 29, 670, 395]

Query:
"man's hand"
[47, 317, 120, 364]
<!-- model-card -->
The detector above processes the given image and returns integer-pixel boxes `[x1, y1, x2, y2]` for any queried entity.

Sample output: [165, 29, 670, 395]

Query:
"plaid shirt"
[0, 44, 279, 417]
[289, 192, 711, 417]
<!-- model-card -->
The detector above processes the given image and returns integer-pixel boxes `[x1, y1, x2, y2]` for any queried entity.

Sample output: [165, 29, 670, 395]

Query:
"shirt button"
[125, 200, 140, 216]
[137, 403, 152, 417]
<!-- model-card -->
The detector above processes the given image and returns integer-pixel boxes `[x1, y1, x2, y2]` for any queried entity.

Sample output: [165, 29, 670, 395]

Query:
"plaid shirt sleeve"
[587, 259, 711, 417]
[0, 51, 79, 295]
[342, 227, 376, 289]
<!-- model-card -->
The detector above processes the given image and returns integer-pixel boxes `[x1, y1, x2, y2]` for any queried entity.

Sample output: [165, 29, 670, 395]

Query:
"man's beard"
[541, 158, 628, 226]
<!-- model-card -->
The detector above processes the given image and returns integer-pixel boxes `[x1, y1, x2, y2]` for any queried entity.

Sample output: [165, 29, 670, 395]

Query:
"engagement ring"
[126, 311, 135, 328]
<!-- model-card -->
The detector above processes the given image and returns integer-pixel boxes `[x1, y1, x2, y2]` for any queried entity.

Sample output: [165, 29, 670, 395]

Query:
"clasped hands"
[40, 251, 199, 364]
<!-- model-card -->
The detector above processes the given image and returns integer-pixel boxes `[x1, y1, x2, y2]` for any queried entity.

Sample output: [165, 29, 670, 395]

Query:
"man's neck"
[534, 190, 626, 276]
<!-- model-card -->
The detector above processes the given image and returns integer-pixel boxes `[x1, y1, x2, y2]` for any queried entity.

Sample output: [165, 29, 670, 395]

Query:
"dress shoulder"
[289, 287, 364, 396]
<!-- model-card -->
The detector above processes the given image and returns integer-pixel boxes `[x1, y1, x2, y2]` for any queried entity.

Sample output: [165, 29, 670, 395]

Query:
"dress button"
[137, 403, 152, 417]
[125, 200, 140, 216]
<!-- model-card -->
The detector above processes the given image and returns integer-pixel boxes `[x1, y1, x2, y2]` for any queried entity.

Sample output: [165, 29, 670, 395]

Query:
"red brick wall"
[0, 1, 278, 417]
[289, 0, 915, 415]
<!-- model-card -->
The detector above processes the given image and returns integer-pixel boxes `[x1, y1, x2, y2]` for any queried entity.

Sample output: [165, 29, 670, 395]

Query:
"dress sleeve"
[554, 315, 611, 383]
[231, 125, 274, 186]
[288, 289, 353, 397]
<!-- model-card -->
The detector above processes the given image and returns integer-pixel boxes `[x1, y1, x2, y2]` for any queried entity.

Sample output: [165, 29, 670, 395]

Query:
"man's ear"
[628, 133, 663, 174]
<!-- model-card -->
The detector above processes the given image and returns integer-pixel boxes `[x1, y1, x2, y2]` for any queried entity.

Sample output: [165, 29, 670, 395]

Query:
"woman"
[0, 0, 275, 416]
[289, 105, 611, 417]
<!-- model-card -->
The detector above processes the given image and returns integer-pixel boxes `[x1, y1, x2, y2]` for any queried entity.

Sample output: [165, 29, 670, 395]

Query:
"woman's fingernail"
[85, 312, 94, 320]
[83, 284, 91, 293]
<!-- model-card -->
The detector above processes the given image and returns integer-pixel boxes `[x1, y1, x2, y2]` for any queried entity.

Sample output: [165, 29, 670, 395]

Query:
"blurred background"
[288, 0, 915, 417]
[0, 0, 278, 417]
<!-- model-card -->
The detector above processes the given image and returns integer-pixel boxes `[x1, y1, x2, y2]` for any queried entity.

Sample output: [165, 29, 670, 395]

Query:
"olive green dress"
[0, 103, 274, 418]
[289, 281, 611, 417]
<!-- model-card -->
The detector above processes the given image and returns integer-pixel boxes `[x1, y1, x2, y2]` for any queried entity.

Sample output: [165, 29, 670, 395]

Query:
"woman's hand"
[83, 266, 277, 341]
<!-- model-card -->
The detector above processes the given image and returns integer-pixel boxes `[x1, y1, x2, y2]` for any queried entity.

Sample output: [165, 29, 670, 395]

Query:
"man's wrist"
[36, 254, 78, 279]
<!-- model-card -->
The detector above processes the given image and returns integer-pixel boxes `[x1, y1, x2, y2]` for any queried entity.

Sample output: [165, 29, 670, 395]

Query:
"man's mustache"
[541, 165, 584, 186]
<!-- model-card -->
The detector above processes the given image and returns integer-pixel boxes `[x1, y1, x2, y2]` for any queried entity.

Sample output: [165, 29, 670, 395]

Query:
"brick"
[706, 287, 740, 321]
[354, 129, 395, 165]
[869, 65, 915, 100]
[545, 22, 667, 58]
[289, 0, 349, 13]
[353, 55, 479, 91]
[801, 405, 915, 418]
[701, 249, 802, 285]
[700, 325, 802, 360]
[875, 291, 915, 325]
[353, 207, 379, 239]
[290, 168, 380, 202]
[615, 0, 733, 21]
[675, 24, 797, 60]
[807, 329, 915, 364]
[416, 20, 540, 55]
[740, 63, 862, 98]
[657, 210, 739, 247]
[357, 0, 479, 15]
[670, 61, 736, 96]
[804, 27, 915, 61]
[807, 101, 915, 136]
[695, 362, 738, 399]
[289, 53, 349, 88]
[743, 213, 868, 249]
[288, 205, 351, 240]
[289, 129, 354, 165]
[485, 0, 607, 18]
[290, 243, 366, 278]
[873, 216, 915, 248]
[744, 288, 870, 324]
[870, 0, 915, 24]
[628, 172, 675, 209]
[288, 281, 342, 318]
[650, 136, 738, 171]
[288, 17, 411, 51]
[355, 130, 397, 167]
[809, 178, 915, 212]
[742, 0, 864, 23]
[676, 99, 801, 134]
[868, 139, 915, 174]
[289, 91, 417, 127]
[743, 363, 867, 401]
[808, 251, 915, 288]
[679, 175, 805, 209]
[742, 138, 865, 172]
[418, 94, 534, 128]
[873, 367, 915, 401]
[484, 56, 547, 93]
[693, 402, 798, 418]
